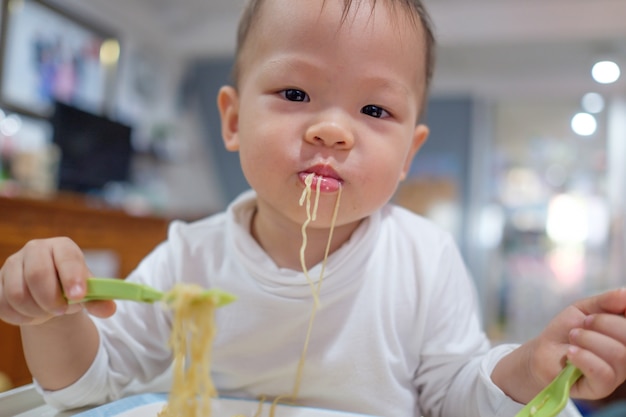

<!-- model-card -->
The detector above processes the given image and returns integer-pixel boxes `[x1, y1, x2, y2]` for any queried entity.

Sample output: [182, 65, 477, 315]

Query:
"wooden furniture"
[0, 193, 170, 389]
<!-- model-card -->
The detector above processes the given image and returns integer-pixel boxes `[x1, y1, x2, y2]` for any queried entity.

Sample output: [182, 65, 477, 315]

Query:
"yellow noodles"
[291, 173, 343, 402]
[248, 173, 343, 415]
[299, 173, 323, 308]
[158, 284, 218, 417]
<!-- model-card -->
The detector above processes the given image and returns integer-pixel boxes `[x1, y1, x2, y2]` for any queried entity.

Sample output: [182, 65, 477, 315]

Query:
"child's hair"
[232, 0, 436, 98]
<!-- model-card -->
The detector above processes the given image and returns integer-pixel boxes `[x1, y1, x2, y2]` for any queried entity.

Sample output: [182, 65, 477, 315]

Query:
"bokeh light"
[571, 112, 597, 136]
[591, 60, 621, 84]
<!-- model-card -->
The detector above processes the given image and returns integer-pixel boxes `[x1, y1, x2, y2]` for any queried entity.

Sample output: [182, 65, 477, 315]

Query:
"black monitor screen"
[51, 102, 133, 193]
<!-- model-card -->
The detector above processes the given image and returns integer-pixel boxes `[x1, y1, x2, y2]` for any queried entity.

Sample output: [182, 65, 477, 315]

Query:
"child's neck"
[250, 206, 359, 271]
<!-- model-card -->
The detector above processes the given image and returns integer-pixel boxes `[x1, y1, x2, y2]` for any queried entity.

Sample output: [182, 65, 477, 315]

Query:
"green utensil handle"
[68, 278, 237, 306]
[514, 362, 582, 417]
[84, 278, 164, 302]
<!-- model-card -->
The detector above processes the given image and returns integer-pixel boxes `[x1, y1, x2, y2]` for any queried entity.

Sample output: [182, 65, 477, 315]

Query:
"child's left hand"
[492, 288, 626, 404]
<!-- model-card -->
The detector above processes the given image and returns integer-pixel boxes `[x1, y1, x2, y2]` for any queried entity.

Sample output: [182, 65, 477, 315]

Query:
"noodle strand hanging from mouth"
[291, 173, 342, 401]
[299, 173, 323, 308]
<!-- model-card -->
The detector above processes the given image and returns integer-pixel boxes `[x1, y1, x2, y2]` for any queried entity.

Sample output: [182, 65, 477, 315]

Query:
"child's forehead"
[254, 0, 422, 30]
[250, 0, 425, 49]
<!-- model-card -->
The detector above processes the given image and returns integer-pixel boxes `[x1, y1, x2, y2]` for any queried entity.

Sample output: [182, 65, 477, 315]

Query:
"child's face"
[219, 0, 429, 228]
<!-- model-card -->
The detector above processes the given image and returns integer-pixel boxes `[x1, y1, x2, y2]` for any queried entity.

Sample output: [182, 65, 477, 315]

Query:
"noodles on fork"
[158, 284, 218, 417]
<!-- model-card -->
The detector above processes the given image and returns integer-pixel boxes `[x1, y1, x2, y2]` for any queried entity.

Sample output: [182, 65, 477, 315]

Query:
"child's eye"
[361, 104, 389, 118]
[281, 89, 309, 102]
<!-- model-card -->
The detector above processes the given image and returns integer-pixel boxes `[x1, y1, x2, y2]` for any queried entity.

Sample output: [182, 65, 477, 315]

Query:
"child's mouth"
[298, 168, 343, 193]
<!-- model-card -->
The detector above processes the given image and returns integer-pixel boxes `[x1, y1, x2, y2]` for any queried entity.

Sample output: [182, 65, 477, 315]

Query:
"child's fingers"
[574, 288, 626, 316]
[0, 261, 32, 325]
[568, 344, 622, 400]
[583, 314, 626, 348]
[580, 314, 626, 382]
[0, 293, 28, 325]
[0, 237, 89, 325]
[84, 300, 117, 318]
[22, 239, 71, 317]
[567, 315, 626, 400]
[1, 249, 50, 321]
[50, 237, 90, 302]
[570, 327, 626, 371]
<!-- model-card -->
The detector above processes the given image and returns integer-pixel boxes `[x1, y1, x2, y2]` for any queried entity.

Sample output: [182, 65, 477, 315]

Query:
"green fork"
[71, 277, 237, 306]
[514, 362, 582, 417]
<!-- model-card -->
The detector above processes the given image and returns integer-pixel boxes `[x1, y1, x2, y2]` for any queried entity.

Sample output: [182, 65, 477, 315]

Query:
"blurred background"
[0, 0, 625, 351]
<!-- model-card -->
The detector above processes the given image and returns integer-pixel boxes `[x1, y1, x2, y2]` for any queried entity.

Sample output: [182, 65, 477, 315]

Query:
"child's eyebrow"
[361, 76, 413, 98]
[261, 57, 314, 74]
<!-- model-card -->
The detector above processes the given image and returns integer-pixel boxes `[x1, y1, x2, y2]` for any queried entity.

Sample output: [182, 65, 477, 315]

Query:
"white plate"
[115, 402, 164, 417]
[77, 395, 378, 417]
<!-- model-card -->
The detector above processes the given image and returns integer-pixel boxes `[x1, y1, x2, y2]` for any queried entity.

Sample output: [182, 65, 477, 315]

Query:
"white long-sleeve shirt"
[41, 190, 581, 417]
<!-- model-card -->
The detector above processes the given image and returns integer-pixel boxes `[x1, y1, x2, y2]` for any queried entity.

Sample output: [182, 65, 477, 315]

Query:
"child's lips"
[299, 167, 343, 193]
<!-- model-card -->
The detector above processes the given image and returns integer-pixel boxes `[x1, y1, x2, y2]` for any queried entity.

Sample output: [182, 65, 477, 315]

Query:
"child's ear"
[400, 124, 429, 181]
[217, 86, 240, 151]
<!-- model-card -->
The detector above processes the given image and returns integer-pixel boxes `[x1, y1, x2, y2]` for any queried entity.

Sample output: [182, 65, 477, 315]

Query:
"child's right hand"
[0, 237, 116, 326]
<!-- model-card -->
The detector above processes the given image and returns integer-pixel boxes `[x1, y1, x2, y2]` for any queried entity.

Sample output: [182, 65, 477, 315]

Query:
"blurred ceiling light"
[581, 92, 605, 114]
[591, 60, 621, 84]
[546, 193, 588, 244]
[571, 112, 597, 136]
[100, 39, 120, 66]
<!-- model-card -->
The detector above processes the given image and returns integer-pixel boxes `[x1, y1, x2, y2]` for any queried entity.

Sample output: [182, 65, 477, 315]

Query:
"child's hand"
[562, 289, 626, 400]
[0, 237, 116, 326]
[491, 289, 626, 404]
[494, 288, 626, 404]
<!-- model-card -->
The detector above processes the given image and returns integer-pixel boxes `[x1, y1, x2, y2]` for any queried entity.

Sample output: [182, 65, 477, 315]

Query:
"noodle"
[290, 173, 341, 401]
[299, 173, 323, 308]
[254, 173, 342, 415]
[158, 284, 218, 417]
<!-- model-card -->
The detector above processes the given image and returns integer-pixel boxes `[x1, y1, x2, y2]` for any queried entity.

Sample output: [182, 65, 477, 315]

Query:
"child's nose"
[304, 113, 355, 149]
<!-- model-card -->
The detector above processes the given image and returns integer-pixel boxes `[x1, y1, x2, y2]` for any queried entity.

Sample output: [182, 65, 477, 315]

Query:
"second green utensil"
[514, 362, 582, 417]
